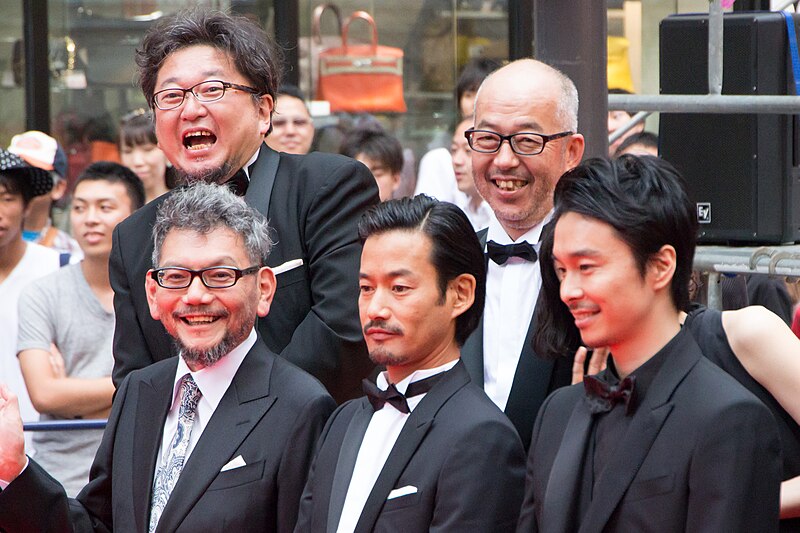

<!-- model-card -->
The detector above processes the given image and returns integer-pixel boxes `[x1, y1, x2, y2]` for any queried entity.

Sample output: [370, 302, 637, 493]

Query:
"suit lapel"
[132, 360, 176, 532]
[327, 399, 375, 533]
[155, 343, 278, 533]
[353, 362, 471, 533]
[541, 398, 593, 533]
[578, 331, 701, 533]
[244, 143, 280, 219]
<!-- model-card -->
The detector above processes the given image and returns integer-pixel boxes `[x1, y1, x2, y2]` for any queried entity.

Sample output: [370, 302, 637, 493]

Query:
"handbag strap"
[342, 11, 378, 53]
[783, 11, 800, 95]
[312, 3, 342, 45]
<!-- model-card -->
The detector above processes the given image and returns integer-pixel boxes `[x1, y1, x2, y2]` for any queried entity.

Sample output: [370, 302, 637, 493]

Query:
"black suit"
[461, 228, 572, 450]
[295, 361, 526, 532]
[0, 338, 336, 532]
[517, 329, 782, 533]
[110, 144, 379, 402]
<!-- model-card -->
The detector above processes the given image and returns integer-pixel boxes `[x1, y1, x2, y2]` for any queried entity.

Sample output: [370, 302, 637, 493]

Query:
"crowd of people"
[0, 7, 798, 533]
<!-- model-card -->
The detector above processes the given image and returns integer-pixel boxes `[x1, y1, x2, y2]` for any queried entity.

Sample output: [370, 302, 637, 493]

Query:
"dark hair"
[615, 131, 659, 156]
[340, 128, 404, 175]
[136, 9, 282, 132]
[277, 83, 305, 102]
[0, 172, 34, 206]
[358, 195, 486, 347]
[534, 155, 697, 359]
[456, 58, 501, 110]
[75, 161, 146, 211]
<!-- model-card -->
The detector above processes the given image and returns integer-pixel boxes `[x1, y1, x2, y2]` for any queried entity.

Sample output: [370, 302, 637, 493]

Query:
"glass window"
[0, 2, 25, 147]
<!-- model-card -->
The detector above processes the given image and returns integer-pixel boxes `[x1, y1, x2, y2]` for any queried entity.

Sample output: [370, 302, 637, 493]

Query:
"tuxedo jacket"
[295, 361, 526, 533]
[110, 144, 379, 403]
[517, 329, 782, 533]
[461, 228, 572, 450]
[0, 338, 337, 533]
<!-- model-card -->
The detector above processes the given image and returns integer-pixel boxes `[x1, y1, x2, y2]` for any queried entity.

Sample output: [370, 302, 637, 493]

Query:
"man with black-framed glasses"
[110, 9, 379, 406]
[460, 59, 586, 450]
[0, 182, 336, 532]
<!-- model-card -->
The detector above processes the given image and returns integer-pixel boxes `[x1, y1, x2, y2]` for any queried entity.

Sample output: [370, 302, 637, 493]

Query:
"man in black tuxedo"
[460, 59, 586, 449]
[110, 9, 378, 403]
[517, 156, 782, 532]
[0, 183, 336, 532]
[295, 196, 525, 532]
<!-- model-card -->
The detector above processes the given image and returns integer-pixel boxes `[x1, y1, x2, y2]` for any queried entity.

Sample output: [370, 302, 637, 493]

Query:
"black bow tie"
[225, 168, 249, 196]
[486, 240, 538, 265]
[362, 372, 445, 414]
[583, 374, 636, 415]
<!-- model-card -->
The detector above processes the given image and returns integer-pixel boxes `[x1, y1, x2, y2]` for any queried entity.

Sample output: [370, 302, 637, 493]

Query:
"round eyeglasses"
[150, 266, 261, 289]
[152, 80, 261, 111]
[464, 128, 573, 156]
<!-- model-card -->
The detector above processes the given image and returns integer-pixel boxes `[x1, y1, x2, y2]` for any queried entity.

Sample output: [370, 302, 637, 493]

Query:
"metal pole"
[608, 93, 800, 113]
[708, 0, 723, 96]
[534, 0, 608, 159]
[23, 0, 50, 133]
[608, 111, 651, 145]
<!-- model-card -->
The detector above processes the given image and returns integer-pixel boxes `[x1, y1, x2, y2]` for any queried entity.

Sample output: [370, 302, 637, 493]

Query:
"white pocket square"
[272, 258, 304, 275]
[221, 455, 247, 472]
[387, 485, 417, 500]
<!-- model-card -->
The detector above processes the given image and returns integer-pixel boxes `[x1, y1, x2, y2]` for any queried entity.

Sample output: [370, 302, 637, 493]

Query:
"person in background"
[340, 127, 403, 202]
[119, 108, 175, 203]
[608, 88, 645, 156]
[9, 131, 81, 262]
[0, 148, 61, 439]
[615, 130, 658, 157]
[267, 84, 315, 155]
[17, 161, 144, 497]
[414, 58, 500, 203]
[450, 116, 494, 230]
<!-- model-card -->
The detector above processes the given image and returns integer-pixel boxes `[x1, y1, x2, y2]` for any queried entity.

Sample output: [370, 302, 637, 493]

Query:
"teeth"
[496, 179, 526, 191]
[185, 316, 217, 324]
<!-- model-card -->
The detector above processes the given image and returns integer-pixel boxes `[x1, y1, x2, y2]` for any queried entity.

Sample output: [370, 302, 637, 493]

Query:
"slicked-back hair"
[340, 128, 404, 175]
[152, 182, 273, 268]
[75, 161, 146, 211]
[136, 8, 282, 132]
[358, 195, 486, 347]
[534, 155, 697, 360]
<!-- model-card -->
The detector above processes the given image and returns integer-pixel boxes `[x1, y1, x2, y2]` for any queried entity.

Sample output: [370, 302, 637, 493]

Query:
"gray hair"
[152, 182, 273, 267]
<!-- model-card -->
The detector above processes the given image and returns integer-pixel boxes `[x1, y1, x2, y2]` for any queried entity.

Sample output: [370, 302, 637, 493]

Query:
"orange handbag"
[316, 10, 407, 113]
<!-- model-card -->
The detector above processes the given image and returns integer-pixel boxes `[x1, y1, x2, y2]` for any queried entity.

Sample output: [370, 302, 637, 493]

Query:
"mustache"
[173, 306, 229, 318]
[362, 320, 403, 336]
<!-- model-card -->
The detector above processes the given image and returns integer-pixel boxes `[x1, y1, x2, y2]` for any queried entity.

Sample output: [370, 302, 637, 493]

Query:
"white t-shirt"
[1, 243, 61, 426]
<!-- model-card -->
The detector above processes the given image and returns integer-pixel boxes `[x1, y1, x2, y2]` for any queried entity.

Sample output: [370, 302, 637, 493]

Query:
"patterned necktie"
[149, 374, 202, 533]
[486, 240, 538, 265]
[583, 374, 636, 415]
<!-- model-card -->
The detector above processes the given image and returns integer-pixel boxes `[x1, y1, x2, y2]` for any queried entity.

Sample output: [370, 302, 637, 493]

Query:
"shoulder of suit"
[280, 151, 370, 182]
[268, 354, 333, 401]
[115, 192, 165, 236]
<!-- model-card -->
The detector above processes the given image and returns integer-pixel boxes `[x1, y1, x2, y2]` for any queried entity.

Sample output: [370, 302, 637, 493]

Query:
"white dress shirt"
[482, 215, 551, 411]
[336, 360, 458, 533]
[156, 329, 256, 469]
[457, 195, 496, 232]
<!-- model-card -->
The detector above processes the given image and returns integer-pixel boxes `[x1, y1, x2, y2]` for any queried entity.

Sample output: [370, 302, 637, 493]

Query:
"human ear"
[448, 273, 476, 319]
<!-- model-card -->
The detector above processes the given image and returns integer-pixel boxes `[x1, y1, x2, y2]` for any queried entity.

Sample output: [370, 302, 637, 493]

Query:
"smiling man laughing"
[460, 59, 585, 450]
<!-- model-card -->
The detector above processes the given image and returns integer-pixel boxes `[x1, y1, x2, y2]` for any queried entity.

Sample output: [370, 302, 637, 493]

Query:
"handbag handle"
[342, 11, 379, 54]
[312, 3, 342, 45]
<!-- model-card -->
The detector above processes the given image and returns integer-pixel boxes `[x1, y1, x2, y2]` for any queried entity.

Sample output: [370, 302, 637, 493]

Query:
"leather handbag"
[316, 10, 407, 113]
[304, 3, 343, 97]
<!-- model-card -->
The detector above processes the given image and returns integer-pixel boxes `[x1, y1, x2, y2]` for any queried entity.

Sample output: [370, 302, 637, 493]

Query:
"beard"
[362, 320, 406, 367]
[171, 307, 254, 369]
[174, 161, 235, 186]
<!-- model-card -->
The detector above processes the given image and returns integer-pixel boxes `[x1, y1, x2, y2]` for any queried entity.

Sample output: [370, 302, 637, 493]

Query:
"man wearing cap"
[8, 130, 81, 262]
[0, 148, 62, 435]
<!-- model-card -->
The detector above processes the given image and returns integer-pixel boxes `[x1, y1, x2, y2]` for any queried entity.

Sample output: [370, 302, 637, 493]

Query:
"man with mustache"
[460, 59, 585, 449]
[110, 9, 379, 403]
[0, 182, 335, 532]
[295, 195, 525, 532]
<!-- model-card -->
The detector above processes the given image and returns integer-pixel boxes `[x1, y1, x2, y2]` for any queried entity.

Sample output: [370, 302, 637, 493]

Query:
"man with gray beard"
[0, 182, 336, 533]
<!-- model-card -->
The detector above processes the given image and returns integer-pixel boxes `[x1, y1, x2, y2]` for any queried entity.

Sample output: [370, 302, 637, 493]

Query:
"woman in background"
[118, 109, 174, 203]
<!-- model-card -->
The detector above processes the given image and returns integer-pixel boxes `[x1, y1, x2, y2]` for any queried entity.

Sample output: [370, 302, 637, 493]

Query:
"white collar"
[376, 359, 459, 394]
[486, 210, 553, 247]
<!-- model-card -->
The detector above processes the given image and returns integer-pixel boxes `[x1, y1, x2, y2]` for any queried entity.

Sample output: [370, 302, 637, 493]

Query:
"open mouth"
[183, 130, 217, 151]
[180, 315, 222, 326]
[492, 178, 528, 192]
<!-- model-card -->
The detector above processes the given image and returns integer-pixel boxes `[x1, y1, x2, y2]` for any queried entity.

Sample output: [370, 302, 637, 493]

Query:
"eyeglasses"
[464, 128, 573, 156]
[150, 265, 260, 289]
[152, 80, 261, 111]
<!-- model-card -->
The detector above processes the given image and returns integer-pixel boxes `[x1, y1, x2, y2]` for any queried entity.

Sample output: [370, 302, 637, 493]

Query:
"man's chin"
[175, 161, 234, 185]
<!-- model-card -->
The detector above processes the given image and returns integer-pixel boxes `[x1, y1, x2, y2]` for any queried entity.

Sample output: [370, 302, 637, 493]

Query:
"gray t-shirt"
[17, 263, 113, 497]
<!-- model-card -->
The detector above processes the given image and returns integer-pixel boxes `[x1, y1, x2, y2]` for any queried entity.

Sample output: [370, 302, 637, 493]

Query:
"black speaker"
[660, 12, 800, 244]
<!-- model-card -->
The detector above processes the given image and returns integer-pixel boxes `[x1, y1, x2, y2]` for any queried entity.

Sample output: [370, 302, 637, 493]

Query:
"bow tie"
[225, 168, 249, 196]
[362, 372, 445, 414]
[583, 374, 636, 415]
[486, 240, 538, 265]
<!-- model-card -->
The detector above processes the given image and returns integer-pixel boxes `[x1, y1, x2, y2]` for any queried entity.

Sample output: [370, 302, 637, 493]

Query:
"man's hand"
[571, 346, 610, 385]
[0, 384, 27, 482]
